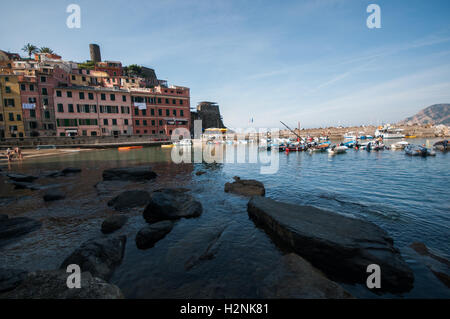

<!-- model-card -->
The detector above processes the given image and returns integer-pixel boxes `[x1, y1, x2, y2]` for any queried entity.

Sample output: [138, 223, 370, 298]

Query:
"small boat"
[118, 146, 143, 151]
[375, 126, 405, 139]
[343, 140, 356, 148]
[405, 135, 416, 138]
[327, 145, 348, 155]
[405, 145, 436, 157]
[161, 144, 174, 149]
[390, 141, 409, 150]
[433, 140, 449, 152]
[343, 132, 357, 140]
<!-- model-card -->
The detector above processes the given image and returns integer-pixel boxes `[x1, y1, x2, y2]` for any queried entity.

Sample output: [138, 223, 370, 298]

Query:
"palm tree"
[39, 47, 54, 54]
[22, 43, 37, 58]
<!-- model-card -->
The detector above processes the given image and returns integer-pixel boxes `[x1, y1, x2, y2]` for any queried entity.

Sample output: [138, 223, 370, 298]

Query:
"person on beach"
[14, 147, 23, 160]
[6, 148, 13, 162]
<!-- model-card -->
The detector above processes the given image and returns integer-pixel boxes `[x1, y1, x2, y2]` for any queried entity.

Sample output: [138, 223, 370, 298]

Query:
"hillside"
[399, 104, 450, 125]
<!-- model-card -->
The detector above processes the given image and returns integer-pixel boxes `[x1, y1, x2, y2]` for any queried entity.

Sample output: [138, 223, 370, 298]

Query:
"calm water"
[0, 138, 449, 298]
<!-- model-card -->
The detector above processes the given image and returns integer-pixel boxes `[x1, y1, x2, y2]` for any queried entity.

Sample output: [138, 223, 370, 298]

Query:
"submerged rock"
[0, 270, 123, 299]
[107, 190, 150, 211]
[102, 166, 157, 181]
[11, 181, 41, 190]
[410, 242, 450, 288]
[143, 188, 202, 223]
[60, 236, 126, 281]
[224, 176, 265, 196]
[0, 268, 28, 293]
[7, 173, 38, 183]
[61, 167, 82, 175]
[247, 196, 414, 293]
[0, 216, 42, 247]
[43, 190, 65, 202]
[135, 221, 174, 249]
[101, 215, 128, 234]
[195, 171, 206, 176]
[261, 253, 352, 299]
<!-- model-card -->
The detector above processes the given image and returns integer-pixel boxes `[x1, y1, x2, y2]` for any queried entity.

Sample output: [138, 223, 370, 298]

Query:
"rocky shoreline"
[0, 167, 448, 299]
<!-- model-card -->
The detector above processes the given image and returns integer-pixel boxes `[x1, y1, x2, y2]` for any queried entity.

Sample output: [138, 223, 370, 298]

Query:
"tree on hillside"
[22, 43, 37, 58]
[39, 47, 54, 54]
[125, 64, 143, 77]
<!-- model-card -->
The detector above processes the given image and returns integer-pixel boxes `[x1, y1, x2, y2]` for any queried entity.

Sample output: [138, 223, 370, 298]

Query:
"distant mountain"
[399, 104, 450, 125]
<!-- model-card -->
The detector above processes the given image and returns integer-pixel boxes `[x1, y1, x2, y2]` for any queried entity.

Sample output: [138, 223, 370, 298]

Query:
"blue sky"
[2, 0, 450, 128]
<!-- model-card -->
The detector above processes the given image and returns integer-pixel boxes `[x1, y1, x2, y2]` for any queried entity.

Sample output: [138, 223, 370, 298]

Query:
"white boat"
[343, 132, 357, 140]
[327, 145, 348, 155]
[391, 141, 409, 150]
[375, 125, 405, 139]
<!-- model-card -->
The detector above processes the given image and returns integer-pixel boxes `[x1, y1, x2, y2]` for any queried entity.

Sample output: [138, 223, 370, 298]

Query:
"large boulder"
[247, 196, 414, 293]
[60, 236, 126, 281]
[43, 190, 65, 202]
[102, 166, 157, 181]
[135, 221, 174, 249]
[101, 215, 128, 234]
[7, 173, 38, 183]
[0, 216, 42, 247]
[143, 189, 202, 223]
[107, 190, 150, 211]
[225, 176, 265, 196]
[11, 181, 41, 190]
[261, 254, 352, 298]
[0, 270, 123, 299]
[0, 268, 28, 293]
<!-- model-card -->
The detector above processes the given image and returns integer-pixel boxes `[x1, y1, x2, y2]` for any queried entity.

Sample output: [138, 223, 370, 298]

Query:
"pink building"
[53, 86, 132, 137]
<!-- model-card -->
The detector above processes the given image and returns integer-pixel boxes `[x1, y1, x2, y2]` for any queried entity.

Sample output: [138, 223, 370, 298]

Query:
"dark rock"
[41, 170, 61, 178]
[410, 242, 450, 288]
[0, 270, 123, 299]
[102, 166, 157, 181]
[135, 221, 174, 249]
[60, 236, 126, 281]
[43, 190, 65, 202]
[107, 190, 150, 211]
[11, 181, 41, 190]
[61, 167, 82, 175]
[143, 188, 202, 223]
[0, 268, 28, 293]
[195, 171, 206, 176]
[247, 196, 414, 293]
[224, 176, 265, 196]
[0, 214, 8, 222]
[101, 215, 128, 234]
[261, 254, 352, 298]
[7, 173, 38, 183]
[0, 217, 42, 246]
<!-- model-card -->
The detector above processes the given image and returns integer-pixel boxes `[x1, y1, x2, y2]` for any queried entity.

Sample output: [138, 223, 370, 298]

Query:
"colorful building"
[53, 86, 133, 136]
[0, 73, 25, 138]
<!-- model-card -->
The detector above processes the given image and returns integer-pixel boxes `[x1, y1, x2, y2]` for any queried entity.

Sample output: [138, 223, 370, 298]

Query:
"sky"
[1, 0, 450, 129]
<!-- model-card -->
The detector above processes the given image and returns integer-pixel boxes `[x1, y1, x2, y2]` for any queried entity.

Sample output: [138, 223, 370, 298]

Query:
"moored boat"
[327, 145, 348, 155]
[405, 144, 436, 157]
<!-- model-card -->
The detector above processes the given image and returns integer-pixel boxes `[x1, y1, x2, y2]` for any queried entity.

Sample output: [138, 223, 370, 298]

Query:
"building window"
[9, 113, 14, 121]
[101, 93, 106, 100]
[40, 76, 46, 82]
[56, 90, 62, 97]
[142, 109, 146, 116]
[79, 92, 85, 99]
[82, 130, 87, 136]
[172, 99, 176, 104]
[158, 98, 161, 104]
[30, 84, 34, 91]
[151, 120, 155, 126]
[166, 109, 170, 116]
[5, 77, 9, 82]
[135, 120, 140, 126]
[134, 108, 139, 116]
[88, 93, 94, 100]
[68, 104, 74, 113]
[67, 91, 72, 97]
[4, 99, 15, 107]
[124, 119, 128, 125]
[159, 120, 163, 126]
[143, 120, 147, 126]
[82, 76, 86, 82]
[112, 119, 117, 125]
[165, 99, 169, 104]
[152, 130, 155, 134]
[151, 108, 155, 115]
[91, 131, 97, 136]
[71, 75, 75, 81]
[44, 111, 50, 119]
[103, 119, 108, 125]
[158, 109, 162, 116]
[180, 110, 184, 117]
[173, 110, 176, 116]
[42, 88, 48, 95]
[17, 114, 21, 121]
[21, 84, 26, 91]
[110, 94, 115, 101]
[5, 86, 11, 93]
[180, 100, 183, 105]
[30, 110, 36, 118]
[122, 95, 126, 102]
[57, 104, 64, 112]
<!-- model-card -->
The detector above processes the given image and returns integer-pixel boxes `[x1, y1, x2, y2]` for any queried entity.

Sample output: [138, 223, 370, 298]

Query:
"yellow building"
[0, 73, 25, 138]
